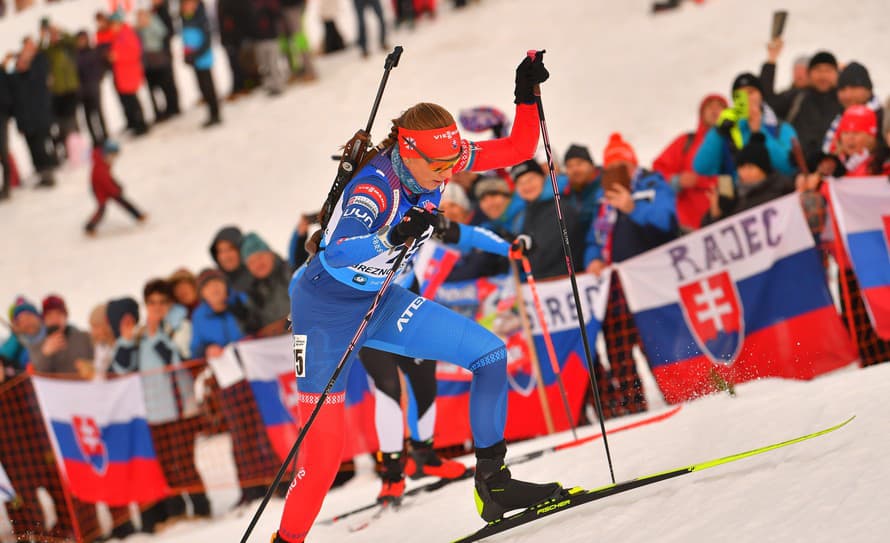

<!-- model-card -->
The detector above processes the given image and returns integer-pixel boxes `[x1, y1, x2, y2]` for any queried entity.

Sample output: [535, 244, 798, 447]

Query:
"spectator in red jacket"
[652, 94, 728, 232]
[85, 140, 146, 235]
[108, 11, 149, 135]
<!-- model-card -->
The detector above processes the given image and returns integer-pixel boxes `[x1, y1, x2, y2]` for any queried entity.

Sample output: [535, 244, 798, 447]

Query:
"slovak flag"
[238, 336, 378, 462]
[412, 241, 462, 298]
[829, 177, 890, 339]
[619, 194, 856, 403]
[0, 460, 14, 503]
[31, 375, 170, 505]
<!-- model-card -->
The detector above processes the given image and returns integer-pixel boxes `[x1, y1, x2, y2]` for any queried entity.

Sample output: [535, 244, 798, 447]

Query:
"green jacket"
[43, 35, 80, 95]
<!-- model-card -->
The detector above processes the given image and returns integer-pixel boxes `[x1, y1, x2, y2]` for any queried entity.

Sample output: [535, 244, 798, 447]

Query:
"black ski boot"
[473, 441, 562, 522]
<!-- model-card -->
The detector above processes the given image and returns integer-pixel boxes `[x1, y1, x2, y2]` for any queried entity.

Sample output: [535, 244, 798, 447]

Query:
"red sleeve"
[652, 135, 687, 179]
[453, 103, 540, 173]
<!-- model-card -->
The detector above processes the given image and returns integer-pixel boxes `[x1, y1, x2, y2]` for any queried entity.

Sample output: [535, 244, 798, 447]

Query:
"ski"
[347, 499, 402, 533]
[319, 468, 474, 526]
[452, 416, 855, 542]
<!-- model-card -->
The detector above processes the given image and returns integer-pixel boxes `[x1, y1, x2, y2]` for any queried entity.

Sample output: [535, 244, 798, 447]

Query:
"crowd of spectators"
[2, 4, 890, 536]
[0, 0, 480, 202]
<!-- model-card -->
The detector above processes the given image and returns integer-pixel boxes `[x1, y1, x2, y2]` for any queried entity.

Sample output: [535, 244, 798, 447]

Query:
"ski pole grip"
[386, 46, 404, 69]
[526, 50, 545, 97]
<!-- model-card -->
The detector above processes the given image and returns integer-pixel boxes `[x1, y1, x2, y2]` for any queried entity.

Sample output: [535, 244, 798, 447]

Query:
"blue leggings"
[291, 268, 507, 447]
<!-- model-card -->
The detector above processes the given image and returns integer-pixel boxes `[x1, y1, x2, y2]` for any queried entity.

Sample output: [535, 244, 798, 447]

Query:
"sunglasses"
[401, 136, 460, 174]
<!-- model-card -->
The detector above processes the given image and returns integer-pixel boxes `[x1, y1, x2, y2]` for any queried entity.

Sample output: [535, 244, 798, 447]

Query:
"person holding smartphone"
[28, 295, 94, 378]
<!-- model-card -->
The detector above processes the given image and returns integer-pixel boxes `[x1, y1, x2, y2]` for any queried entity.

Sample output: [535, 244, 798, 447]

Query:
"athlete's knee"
[468, 346, 507, 375]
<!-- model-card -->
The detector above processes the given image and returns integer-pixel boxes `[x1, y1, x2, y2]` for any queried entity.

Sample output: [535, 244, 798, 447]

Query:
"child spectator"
[28, 295, 94, 378]
[181, 0, 221, 127]
[830, 105, 889, 176]
[1, 297, 44, 377]
[85, 140, 147, 236]
[168, 269, 201, 316]
[190, 268, 247, 358]
[701, 133, 794, 226]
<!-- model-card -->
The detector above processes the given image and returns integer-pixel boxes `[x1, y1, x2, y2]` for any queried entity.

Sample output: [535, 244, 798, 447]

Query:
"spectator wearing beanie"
[653, 94, 728, 232]
[473, 176, 521, 236]
[191, 268, 248, 359]
[762, 50, 841, 166]
[694, 72, 798, 178]
[701, 133, 794, 226]
[830, 105, 889, 177]
[583, 134, 677, 419]
[1, 297, 45, 377]
[210, 226, 253, 293]
[28, 295, 94, 377]
[241, 232, 291, 336]
[562, 144, 602, 232]
[822, 62, 885, 154]
[512, 158, 584, 279]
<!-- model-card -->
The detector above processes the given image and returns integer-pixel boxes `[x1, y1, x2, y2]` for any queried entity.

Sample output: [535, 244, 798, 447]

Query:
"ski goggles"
[400, 136, 461, 174]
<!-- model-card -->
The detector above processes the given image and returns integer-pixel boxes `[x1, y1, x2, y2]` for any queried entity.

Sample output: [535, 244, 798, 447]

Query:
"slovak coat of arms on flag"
[72, 415, 109, 476]
[678, 270, 744, 365]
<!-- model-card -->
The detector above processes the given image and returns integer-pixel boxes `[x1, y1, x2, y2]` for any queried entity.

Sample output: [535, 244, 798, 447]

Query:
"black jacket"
[252, 0, 283, 41]
[701, 172, 795, 226]
[761, 62, 841, 165]
[11, 52, 53, 135]
[0, 70, 12, 119]
[520, 198, 584, 280]
[76, 47, 107, 100]
[153, 1, 176, 53]
[243, 255, 291, 332]
[217, 0, 255, 46]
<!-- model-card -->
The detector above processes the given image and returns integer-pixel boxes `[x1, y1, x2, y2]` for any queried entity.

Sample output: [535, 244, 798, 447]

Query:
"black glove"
[432, 213, 461, 244]
[509, 234, 534, 259]
[514, 50, 549, 105]
[389, 207, 437, 246]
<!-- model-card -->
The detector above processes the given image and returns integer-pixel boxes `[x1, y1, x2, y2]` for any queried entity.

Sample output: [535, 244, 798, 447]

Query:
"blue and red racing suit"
[278, 103, 540, 542]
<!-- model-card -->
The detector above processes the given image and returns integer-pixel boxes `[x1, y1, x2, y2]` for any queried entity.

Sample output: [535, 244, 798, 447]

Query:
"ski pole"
[519, 256, 578, 440]
[240, 239, 416, 543]
[510, 259, 556, 435]
[527, 49, 616, 483]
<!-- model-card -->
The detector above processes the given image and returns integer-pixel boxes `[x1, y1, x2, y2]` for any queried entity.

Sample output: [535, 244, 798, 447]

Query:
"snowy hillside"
[3, 0, 890, 541]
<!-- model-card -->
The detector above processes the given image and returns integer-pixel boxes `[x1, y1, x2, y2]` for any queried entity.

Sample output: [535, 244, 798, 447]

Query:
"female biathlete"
[274, 52, 557, 543]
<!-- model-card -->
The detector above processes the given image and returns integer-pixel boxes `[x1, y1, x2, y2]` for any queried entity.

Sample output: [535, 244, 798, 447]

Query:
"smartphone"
[732, 89, 749, 120]
[717, 175, 735, 199]
[771, 11, 788, 39]
[602, 165, 631, 192]
[46, 325, 61, 335]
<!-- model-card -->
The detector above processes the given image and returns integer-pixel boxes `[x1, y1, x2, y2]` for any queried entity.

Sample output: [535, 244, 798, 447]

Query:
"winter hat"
[735, 133, 773, 174]
[240, 232, 271, 261]
[602, 133, 638, 168]
[474, 177, 512, 199]
[808, 51, 838, 71]
[837, 105, 877, 137]
[106, 297, 139, 339]
[197, 268, 227, 291]
[793, 55, 811, 68]
[210, 225, 244, 262]
[837, 62, 873, 90]
[9, 296, 39, 322]
[564, 144, 594, 165]
[102, 140, 120, 155]
[442, 182, 470, 210]
[41, 295, 67, 316]
[731, 72, 763, 94]
[168, 268, 197, 288]
[510, 159, 544, 183]
[108, 9, 125, 23]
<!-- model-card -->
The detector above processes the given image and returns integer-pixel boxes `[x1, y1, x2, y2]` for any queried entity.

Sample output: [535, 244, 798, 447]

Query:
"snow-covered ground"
[3, 0, 889, 541]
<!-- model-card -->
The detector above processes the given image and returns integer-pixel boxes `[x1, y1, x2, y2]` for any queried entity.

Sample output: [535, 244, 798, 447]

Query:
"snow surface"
[2, 0, 889, 541]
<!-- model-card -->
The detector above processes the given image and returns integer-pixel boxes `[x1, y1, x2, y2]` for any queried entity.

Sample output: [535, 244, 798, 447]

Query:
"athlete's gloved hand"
[432, 213, 461, 244]
[389, 206, 437, 246]
[514, 50, 549, 105]
[509, 234, 534, 260]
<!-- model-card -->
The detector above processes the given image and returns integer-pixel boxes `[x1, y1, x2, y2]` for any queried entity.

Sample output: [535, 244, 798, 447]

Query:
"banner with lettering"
[829, 177, 890, 339]
[619, 194, 856, 403]
[431, 272, 610, 445]
[237, 336, 378, 462]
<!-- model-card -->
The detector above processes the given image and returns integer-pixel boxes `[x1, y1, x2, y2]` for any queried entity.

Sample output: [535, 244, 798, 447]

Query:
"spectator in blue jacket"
[1, 297, 45, 378]
[190, 268, 247, 359]
[181, 0, 221, 127]
[584, 134, 677, 273]
[693, 73, 798, 179]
